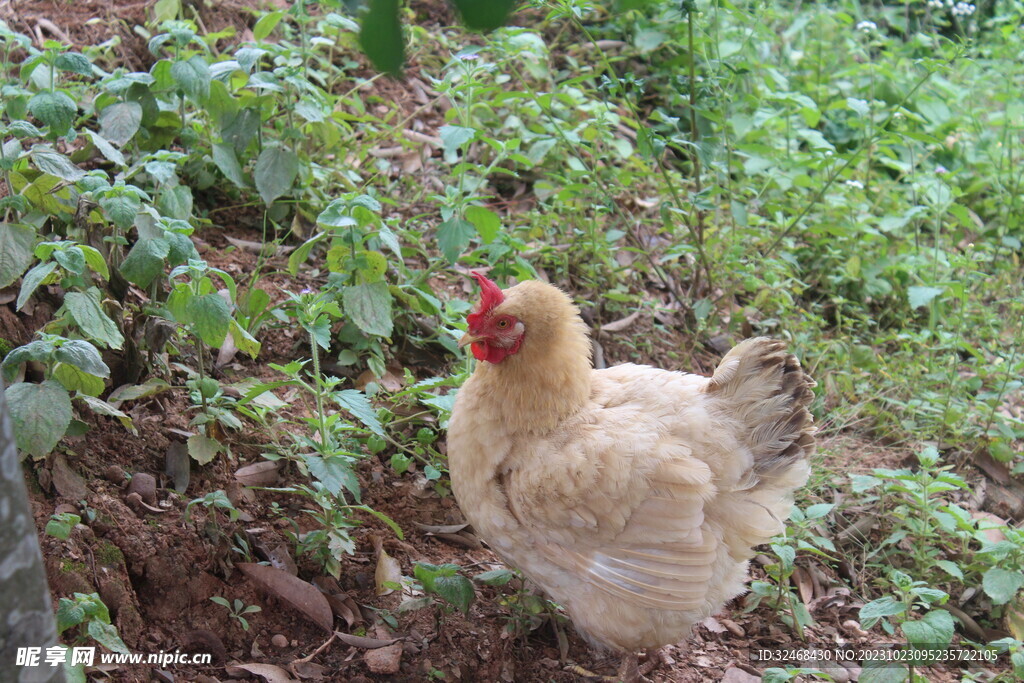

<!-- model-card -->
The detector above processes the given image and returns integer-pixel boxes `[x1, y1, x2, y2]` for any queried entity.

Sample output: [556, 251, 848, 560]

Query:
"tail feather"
[703, 337, 816, 479]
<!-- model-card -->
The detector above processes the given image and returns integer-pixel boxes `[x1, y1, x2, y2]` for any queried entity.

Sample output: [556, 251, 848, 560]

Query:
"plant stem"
[308, 328, 330, 453]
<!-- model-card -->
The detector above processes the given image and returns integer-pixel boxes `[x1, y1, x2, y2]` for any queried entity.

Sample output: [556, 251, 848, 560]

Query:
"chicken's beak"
[458, 332, 482, 349]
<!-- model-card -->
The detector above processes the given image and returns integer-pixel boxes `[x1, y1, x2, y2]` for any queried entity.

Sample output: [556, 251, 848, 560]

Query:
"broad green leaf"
[433, 573, 475, 614]
[56, 598, 86, 633]
[360, 0, 404, 76]
[901, 609, 954, 647]
[77, 395, 136, 434]
[304, 454, 361, 500]
[474, 569, 515, 586]
[253, 10, 285, 40]
[119, 238, 170, 288]
[157, 184, 193, 220]
[983, 568, 1024, 605]
[0, 223, 36, 288]
[85, 131, 126, 166]
[187, 433, 222, 465]
[437, 217, 475, 262]
[99, 98, 142, 147]
[86, 621, 130, 655]
[171, 55, 211, 102]
[28, 91, 77, 136]
[342, 281, 393, 337]
[229, 319, 262, 359]
[55, 340, 109, 378]
[287, 233, 327, 276]
[254, 144, 298, 206]
[65, 290, 124, 349]
[45, 514, 80, 540]
[934, 560, 963, 580]
[165, 232, 198, 266]
[55, 52, 92, 76]
[16, 261, 57, 311]
[908, 285, 944, 309]
[53, 363, 105, 397]
[317, 199, 358, 228]
[465, 206, 501, 243]
[186, 293, 231, 348]
[2, 340, 56, 381]
[99, 193, 141, 231]
[439, 125, 475, 163]
[108, 378, 171, 402]
[450, 0, 517, 31]
[859, 596, 905, 622]
[212, 143, 246, 187]
[52, 246, 86, 274]
[5, 380, 72, 459]
[30, 147, 84, 181]
[333, 389, 384, 436]
[221, 107, 260, 154]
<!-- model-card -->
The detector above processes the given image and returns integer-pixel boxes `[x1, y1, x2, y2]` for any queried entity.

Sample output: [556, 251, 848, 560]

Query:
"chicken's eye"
[496, 318, 510, 329]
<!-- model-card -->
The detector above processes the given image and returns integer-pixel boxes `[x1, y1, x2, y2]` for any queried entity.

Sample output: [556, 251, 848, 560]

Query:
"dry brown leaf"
[237, 563, 333, 633]
[1006, 592, 1024, 640]
[165, 441, 190, 493]
[215, 333, 238, 368]
[235, 461, 281, 487]
[52, 453, 88, 500]
[290, 661, 327, 679]
[334, 633, 397, 649]
[794, 565, 815, 605]
[971, 511, 1007, 544]
[225, 663, 297, 683]
[700, 616, 726, 633]
[598, 310, 642, 334]
[432, 532, 482, 549]
[374, 547, 402, 596]
[414, 522, 469, 534]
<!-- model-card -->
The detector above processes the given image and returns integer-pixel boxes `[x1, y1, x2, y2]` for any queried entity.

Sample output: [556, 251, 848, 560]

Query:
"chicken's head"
[459, 272, 524, 364]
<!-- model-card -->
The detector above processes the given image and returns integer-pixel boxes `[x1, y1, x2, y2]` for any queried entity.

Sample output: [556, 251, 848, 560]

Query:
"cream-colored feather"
[447, 279, 815, 657]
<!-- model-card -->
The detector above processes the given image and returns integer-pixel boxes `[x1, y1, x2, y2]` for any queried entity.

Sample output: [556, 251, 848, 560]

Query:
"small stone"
[127, 472, 158, 505]
[364, 643, 403, 675]
[271, 634, 288, 648]
[103, 465, 126, 484]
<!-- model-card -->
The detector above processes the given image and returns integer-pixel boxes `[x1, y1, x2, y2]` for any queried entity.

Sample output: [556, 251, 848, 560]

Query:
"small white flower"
[952, 1, 976, 16]
[856, 20, 877, 32]
[935, 165, 948, 174]
[825, 150, 834, 157]
[845, 180, 865, 189]
[927, 0, 943, 8]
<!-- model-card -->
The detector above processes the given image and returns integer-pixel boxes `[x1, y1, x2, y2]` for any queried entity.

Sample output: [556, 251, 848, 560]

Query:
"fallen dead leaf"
[375, 547, 402, 596]
[225, 663, 297, 683]
[413, 522, 469, 534]
[235, 461, 281, 487]
[290, 661, 327, 679]
[598, 310, 642, 334]
[237, 563, 333, 633]
[334, 633, 398, 649]
[165, 441, 190, 493]
[52, 453, 88, 500]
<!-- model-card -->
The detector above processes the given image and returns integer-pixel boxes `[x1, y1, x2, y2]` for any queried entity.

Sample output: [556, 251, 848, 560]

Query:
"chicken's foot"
[566, 651, 649, 683]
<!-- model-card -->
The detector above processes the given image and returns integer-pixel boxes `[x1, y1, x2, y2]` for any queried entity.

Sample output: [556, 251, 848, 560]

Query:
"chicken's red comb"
[470, 271, 504, 313]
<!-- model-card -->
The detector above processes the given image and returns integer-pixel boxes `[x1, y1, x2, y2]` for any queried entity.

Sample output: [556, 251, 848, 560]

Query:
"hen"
[446, 273, 815, 681]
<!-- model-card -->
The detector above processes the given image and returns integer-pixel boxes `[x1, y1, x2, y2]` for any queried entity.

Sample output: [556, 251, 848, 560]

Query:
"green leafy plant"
[56, 592, 131, 655]
[210, 596, 261, 631]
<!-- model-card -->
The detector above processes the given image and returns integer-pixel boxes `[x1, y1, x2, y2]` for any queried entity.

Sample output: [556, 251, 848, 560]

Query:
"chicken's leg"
[616, 652, 640, 682]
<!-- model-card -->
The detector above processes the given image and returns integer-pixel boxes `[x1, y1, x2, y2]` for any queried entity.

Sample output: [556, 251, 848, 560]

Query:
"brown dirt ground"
[2, 1, 1018, 682]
